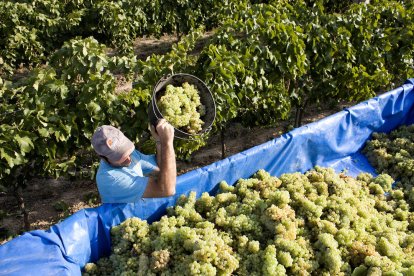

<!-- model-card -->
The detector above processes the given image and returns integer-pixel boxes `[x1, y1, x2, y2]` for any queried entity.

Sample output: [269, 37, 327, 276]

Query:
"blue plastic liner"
[1, 79, 413, 275]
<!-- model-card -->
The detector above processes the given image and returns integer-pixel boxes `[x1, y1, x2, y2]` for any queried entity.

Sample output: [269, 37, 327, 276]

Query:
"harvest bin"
[1, 79, 414, 275]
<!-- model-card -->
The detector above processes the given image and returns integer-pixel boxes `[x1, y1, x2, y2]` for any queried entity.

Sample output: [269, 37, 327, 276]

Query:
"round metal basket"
[148, 73, 216, 140]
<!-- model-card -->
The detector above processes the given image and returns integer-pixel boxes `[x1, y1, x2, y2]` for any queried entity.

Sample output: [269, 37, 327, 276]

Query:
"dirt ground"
[0, 33, 353, 245]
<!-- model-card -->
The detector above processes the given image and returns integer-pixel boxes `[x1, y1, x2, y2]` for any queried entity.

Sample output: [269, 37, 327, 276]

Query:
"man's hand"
[150, 119, 174, 145]
[149, 122, 160, 142]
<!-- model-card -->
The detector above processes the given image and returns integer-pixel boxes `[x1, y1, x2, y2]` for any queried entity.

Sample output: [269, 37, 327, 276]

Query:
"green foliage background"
[0, 0, 413, 201]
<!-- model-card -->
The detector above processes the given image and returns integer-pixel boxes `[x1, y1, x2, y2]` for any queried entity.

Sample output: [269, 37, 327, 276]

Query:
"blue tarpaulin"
[0, 79, 413, 275]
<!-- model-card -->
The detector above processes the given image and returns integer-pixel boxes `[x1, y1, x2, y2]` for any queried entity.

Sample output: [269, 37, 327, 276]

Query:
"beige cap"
[91, 125, 134, 162]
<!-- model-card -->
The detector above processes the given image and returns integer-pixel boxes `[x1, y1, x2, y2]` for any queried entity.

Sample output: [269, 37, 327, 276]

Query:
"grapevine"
[157, 82, 206, 134]
[83, 167, 414, 275]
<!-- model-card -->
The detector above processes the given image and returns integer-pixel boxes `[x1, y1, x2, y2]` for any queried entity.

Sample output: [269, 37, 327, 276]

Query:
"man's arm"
[143, 120, 176, 198]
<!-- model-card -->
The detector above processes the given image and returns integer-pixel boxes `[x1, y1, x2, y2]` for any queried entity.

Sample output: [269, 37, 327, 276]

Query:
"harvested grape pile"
[157, 82, 206, 134]
[363, 124, 414, 208]
[83, 167, 414, 275]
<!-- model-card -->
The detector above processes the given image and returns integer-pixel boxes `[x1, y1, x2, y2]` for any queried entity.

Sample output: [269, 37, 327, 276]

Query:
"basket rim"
[151, 73, 216, 138]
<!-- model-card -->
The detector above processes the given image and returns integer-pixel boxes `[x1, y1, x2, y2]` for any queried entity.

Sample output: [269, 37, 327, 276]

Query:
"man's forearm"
[156, 141, 162, 166]
[145, 119, 176, 198]
[157, 141, 176, 195]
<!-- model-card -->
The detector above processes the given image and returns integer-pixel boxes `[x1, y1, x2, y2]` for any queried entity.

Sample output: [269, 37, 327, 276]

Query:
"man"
[91, 119, 176, 203]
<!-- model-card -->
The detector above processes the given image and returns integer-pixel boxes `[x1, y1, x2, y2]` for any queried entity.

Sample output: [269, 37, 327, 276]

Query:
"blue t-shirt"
[96, 150, 158, 203]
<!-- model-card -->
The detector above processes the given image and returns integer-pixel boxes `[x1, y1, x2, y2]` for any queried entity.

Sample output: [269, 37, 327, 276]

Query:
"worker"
[91, 119, 176, 203]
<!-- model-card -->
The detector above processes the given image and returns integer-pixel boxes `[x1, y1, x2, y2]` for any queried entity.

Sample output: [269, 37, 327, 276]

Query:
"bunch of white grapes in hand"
[84, 167, 414, 275]
[157, 82, 206, 134]
[363, 124, 414, 208]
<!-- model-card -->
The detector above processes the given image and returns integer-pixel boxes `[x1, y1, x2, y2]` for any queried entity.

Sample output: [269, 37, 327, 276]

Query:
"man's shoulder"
[96, 160, 118, 175]
[96, 161, 126, 186]
[132, 149, 156, 160]
[96, 158, 148, 187]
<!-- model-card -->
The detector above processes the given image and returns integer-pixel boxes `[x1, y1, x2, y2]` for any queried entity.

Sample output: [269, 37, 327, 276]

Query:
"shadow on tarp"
[1, 79, 413, 275]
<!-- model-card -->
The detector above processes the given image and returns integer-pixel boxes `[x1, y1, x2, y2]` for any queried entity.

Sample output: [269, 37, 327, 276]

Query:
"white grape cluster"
[157, 82, 206, 134]
[84, 167, 414, 275]
[363, 124, 414, 207]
